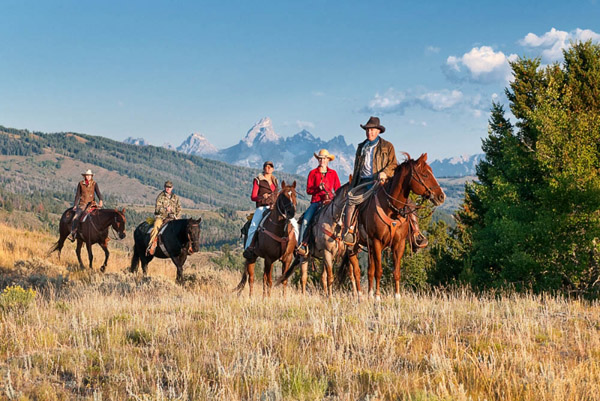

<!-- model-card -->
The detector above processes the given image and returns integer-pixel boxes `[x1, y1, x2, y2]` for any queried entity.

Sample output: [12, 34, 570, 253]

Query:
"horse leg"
[99, 237, 110, 273]
[280, 253, 294, 297]
[247, 259, 255, 297]
[263, 258, 273, 297]
[173, 254, 187, 283]
[348, 253, 362, 301]
[372, 240, 384, 301]
[130, 246, 140, 273]
[367, 247, 375, 298]
[85, 241, 94, 270]
[324, 251, 335, 298]
[301, 260, 308, 295]
[76, 240, 85, 270]
[392, 241, 407, 299]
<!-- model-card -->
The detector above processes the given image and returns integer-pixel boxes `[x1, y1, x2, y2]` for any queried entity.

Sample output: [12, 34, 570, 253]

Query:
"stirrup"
[342, 230, 356, 246]
[68, 232, 76, 242]
[296, 243, 309, 257]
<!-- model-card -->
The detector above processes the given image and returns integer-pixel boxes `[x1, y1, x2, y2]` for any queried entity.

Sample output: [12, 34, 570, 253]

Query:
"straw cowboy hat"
[82, 169, 94, 176]
[360, 116, 386, 134]
[314, 149, 335, 161]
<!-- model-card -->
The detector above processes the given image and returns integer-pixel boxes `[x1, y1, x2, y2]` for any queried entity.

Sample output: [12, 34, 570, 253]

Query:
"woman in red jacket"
[297, 149, 341, 256]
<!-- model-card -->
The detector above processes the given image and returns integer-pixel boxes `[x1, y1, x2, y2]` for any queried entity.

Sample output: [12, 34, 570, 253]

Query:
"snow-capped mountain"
[430, 154, 484, 177]
[124, 137, 150, 146]
[176, 132, 218, 156]
[123, 118, 483, 178]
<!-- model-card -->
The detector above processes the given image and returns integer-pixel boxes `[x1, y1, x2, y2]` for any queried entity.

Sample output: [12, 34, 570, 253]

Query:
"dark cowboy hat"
[360, 116, 385, 134]
[263, 161, 274, 168]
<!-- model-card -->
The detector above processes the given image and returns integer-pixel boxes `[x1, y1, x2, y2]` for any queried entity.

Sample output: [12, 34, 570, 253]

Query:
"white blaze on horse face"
[287, 191, 292, 197]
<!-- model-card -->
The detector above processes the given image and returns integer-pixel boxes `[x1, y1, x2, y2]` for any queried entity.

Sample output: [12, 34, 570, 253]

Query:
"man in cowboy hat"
[147, 180, 181, 256]
[68, 169, 104, 241]
[342, 116, 427, 249]
[297, 149, 341, 256]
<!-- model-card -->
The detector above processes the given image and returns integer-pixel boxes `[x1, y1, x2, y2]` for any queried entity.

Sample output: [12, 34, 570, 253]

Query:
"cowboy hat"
[314, 149, 335, 161]
[82, 169, 94, 176]
[360, 116, 385, 133]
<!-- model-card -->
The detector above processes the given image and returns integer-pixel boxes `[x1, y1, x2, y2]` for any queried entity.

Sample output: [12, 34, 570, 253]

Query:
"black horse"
[130, 218, 202, 282]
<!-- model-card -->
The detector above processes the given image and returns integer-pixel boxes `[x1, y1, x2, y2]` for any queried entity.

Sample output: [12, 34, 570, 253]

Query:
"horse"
[129, 218, 202, 283]
[277, 183, 350, 296]
[344, 153, 445, 300]
[235, 181, 297, 297]
[48, 207, 127, 272]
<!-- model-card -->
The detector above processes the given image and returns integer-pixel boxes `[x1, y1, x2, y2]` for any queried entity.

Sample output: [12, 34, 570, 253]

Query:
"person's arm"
[174, 197, 181, 218]
[155, 194, 166, 216]
[250, 179, 260, 202]
[73, 183, 82, 208]
[94, 183, 104, 207]
[381, 142, 398, 181]
[332, 171, 341, 193]
[306, 170, 320, 195]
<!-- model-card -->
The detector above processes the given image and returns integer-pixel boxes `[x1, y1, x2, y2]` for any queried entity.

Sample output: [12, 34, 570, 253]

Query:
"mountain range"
[124, 117, 483, 178]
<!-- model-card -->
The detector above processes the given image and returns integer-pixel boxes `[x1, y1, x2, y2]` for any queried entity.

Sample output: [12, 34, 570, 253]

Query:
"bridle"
[273, 189, 296, 222]
[185, 221, 200, 254]
[380, 161, 440, 217]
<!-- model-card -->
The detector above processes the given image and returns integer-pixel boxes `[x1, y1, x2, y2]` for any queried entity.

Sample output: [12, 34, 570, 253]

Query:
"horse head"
[409, 153, 445, 206]
[277, 181, 297, 220]
[185, 218, 202, 254]
[112, 208, 127, 239]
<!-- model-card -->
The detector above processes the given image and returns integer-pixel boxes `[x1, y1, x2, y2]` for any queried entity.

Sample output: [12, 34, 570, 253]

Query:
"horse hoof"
[100, 265, 106, 273]
[375, 295, 381, 302]
[394, 293, 401, 301]
[368, 291, 375, 299]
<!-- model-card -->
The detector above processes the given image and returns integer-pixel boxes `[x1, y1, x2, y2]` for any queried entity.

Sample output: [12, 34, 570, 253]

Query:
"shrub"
[0, 285, 36, 312]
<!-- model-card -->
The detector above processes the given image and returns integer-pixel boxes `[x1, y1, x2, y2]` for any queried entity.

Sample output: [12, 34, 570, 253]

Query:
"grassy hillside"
[0, 222, 599, 400]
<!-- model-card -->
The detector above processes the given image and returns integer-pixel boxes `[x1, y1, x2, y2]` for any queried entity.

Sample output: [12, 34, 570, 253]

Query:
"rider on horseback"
[296, 149, 341, 257]
[243, 161, 279, 259]
[68, 169, 103, 242]
[342, 116, 428, 249]
[146, 180, 181, 256]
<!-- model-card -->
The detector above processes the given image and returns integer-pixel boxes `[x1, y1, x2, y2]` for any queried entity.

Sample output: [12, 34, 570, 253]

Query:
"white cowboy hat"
[314, 149, 335, 161]
[82, 169, 94, 176]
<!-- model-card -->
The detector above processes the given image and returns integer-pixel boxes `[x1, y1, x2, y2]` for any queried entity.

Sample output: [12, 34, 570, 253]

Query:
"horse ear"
[281, 180, 286, 188]
[418, 153, 428, 164]
[349, 174, 353, 183]
[121, 207, 126, 214]
[197, 217, 202, 223]
[292, 181, 296, 188]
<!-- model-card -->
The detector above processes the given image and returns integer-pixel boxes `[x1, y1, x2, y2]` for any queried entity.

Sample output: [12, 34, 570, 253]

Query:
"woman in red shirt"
[297, 149, 341, 256]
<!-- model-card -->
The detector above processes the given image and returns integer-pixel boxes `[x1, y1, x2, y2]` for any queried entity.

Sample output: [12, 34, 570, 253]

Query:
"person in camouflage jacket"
[146, 181, 181, 256]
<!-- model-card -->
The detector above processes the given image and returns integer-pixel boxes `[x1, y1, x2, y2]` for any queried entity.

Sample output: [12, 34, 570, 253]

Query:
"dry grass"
[0, 223, 599, 400]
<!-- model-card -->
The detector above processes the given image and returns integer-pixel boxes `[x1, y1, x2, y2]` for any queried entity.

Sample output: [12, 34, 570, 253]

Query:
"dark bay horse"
[345, 153, 445, 300]
[277, 183, 350, 296]
[235, 181, 297, 297]
[48, 207, 127, 271]
[129, 218, 202, 283]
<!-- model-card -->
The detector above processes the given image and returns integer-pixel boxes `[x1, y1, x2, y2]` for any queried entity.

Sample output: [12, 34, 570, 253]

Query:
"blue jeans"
[245, 206, 269, 249]
[298, 202, 320, 244]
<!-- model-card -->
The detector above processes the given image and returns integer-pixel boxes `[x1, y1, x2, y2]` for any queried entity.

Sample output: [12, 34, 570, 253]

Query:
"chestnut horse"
[345, 153, 445, 300]
[235, 181, 297, 297]
[277, 183, 350, 296]
[48, 207, 127, 271]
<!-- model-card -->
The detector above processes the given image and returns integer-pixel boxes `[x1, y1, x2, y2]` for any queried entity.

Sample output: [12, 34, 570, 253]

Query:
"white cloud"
[296, 120, 315, 130]
[444, 46, 517, 83]
[364, 88, 471, 114]
[425, 45, 440, 54]
[519, 28, 600, 62]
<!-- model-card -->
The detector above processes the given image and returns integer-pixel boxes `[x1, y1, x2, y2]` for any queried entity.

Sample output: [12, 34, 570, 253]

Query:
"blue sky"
[1, 0, 599, 160]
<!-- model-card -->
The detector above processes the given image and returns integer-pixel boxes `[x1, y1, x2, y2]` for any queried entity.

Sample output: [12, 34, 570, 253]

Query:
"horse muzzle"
[431, 192, 446, 206]
[119, 232, 126, 239]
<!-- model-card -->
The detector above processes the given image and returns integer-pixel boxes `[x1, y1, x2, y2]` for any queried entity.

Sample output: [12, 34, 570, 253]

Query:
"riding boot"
[243, 233, 258, 259]
[68, 210, 81, 242]
[342, 203, 357, 246]
[409, 212, 428, 252]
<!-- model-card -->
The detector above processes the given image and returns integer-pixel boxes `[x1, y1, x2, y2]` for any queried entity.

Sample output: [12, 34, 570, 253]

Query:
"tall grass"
[1, 222, 599, 400]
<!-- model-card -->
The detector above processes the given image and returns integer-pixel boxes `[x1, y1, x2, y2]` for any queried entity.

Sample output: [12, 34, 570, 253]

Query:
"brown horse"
[235, 181, 297, 297]
[345, 153, 445, 300]
[277, 183, 350, 296]
[48, 207, 127, 271]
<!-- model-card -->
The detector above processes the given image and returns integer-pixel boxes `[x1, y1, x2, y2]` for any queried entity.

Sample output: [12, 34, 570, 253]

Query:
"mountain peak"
[177, 132, 218, 155]
[242, 117, 280, 146]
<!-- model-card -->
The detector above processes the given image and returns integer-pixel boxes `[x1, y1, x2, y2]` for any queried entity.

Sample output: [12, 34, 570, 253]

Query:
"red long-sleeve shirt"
[306, 167, 341, 203]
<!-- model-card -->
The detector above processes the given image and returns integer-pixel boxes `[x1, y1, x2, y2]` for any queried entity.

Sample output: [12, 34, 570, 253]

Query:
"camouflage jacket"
[155, 191, 181, 219]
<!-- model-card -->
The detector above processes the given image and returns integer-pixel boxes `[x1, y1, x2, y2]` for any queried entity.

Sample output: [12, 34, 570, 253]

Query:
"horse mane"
[394, 152, 414, 174]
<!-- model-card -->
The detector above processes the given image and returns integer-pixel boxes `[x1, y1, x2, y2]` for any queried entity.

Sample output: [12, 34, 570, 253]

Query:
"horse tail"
[130, 247, 140, 273]
[47, 240, 63, 259]
[234, 269, 248, 293]
[334, 252, 350, 288]
[275, 256, 301, 286]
